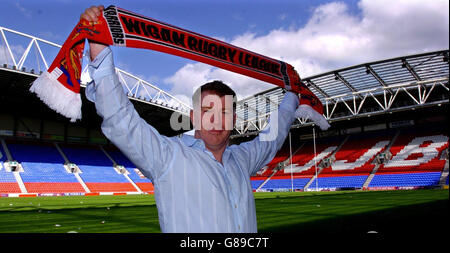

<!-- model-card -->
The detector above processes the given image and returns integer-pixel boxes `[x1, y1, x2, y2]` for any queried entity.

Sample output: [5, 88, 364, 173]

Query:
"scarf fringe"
[295, 104, 330, 130]
[30, 71, 82, 122]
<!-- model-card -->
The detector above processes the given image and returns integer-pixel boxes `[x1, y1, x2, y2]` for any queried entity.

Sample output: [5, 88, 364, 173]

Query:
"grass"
[0, 189, 448, 234]
[255, 190, 448, 235]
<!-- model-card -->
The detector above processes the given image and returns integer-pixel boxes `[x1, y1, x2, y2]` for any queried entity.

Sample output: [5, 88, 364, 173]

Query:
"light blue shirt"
[86, 47, 299, 233]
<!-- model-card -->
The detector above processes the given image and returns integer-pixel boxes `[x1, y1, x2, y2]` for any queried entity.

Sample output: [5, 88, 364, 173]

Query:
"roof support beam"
[305, 79, 334, 103]
[365, 65, 393, 95]
[402, 59, 421, 81]
[334, 72, 364, 99]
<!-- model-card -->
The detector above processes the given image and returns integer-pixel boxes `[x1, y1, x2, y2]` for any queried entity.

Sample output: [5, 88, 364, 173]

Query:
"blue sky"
[0, 0, 350, 77]
[0, 0, 448, 103]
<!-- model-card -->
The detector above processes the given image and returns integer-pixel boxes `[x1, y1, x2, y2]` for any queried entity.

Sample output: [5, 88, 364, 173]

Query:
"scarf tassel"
[30, 68, 82, 122]
[295, 104, 330, 130]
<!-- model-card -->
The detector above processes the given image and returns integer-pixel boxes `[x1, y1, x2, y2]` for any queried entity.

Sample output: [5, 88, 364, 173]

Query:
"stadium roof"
[234, 49, 449, 137]
[304, 50, 449, 100]
[0, 26, 191, 115]
[0, 26, 192, 136]
[0, 26, 448, 138]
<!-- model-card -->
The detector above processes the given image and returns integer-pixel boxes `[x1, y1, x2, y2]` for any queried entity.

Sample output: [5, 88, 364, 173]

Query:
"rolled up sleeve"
[235, 91, 299, 176]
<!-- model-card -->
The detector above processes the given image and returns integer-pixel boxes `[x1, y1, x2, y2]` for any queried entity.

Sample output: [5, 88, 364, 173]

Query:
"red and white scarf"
[30, 5, 329, 130]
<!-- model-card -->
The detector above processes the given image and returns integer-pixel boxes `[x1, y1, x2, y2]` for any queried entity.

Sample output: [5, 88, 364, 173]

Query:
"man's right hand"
[80, 5, 108, 60]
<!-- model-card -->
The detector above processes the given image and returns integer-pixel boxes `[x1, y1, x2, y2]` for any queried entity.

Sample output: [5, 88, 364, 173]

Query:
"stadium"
[0, 22, 448, 240]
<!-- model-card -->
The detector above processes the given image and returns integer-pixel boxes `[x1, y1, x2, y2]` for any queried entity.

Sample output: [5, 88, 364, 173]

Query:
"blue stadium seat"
[308, 175, 368, 189]
[369, 172, 441, 187]
[262, 178, 310, 190]
[106, 149, 152, 183]
[7, 143, 64, 163]
[251, 180, 264, 190]
[6, 143, 78, 183]
[20, 162, 78, 183]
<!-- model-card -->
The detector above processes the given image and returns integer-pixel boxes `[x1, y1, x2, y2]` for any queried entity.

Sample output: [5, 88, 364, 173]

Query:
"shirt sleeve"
[85, 46, 174, 181]
[234, 91, 299, 177]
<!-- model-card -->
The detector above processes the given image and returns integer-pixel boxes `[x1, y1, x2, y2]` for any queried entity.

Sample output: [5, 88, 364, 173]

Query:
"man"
[82, 5, 299, 233]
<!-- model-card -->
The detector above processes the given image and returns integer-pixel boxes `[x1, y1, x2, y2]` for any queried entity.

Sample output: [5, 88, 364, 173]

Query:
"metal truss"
[233, 50, 449, 137]
[93, 67, 191, 115]
[0, 26, 191, 116]
[321, 77, 448, 121]
[234, 88, 284, 135]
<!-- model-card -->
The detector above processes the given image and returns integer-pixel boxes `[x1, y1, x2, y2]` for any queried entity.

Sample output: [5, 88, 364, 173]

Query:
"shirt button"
[234, 204, 237, 208]
[238, 225, 240, 230]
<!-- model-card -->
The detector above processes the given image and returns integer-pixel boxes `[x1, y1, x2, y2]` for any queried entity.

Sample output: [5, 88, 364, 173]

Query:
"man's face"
[190, 90, 236, 149]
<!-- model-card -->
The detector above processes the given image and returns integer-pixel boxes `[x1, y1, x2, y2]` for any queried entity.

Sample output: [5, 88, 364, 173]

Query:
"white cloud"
[357, 0, 449, 55]
[0, 44, 26, 66]
[164, 0, 449, 100]
[0, 45, 8, 64]
[38, 31, 62, 42]
[15, 2, 32, 19]
[164, 62, 274, 102]
[164, 63, 212, 102]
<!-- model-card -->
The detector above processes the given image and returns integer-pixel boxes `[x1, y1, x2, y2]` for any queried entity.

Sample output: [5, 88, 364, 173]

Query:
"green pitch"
[0, 189, 447, 234]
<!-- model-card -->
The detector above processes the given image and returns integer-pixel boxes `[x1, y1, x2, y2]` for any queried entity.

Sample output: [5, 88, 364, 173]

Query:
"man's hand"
[80, 5, 107, 60]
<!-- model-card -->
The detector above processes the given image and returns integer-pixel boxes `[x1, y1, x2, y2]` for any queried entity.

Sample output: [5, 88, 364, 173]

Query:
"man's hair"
[192, 80, 237, 111]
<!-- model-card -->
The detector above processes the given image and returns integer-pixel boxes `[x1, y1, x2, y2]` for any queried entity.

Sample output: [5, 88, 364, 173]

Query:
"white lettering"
[332, 140, 389, 171]
[180, 237, 215, 251]
[385, 135, 448, 167]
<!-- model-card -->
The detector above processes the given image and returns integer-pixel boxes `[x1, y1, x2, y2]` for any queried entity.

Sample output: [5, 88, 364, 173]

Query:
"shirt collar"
[181, 134, 204, 148]
[180, 134, 232, 163]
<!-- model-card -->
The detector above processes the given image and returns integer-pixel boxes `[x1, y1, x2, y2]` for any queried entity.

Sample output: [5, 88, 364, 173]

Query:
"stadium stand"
[60, 144, 138, 193]
[323, 130, 395, 175]
[7, 142, 85, 194]
[255, 135, 345, 191]
[0, 124, 447, 196]
[307, 130, 393, 189]
[252, 126, 449, 191]
[369, 172, 442, 188]
[0, 142, 22, 193]
[104, 147, 154, 193]
[368, 128, 448, 188]
[0, 139, 154, 196]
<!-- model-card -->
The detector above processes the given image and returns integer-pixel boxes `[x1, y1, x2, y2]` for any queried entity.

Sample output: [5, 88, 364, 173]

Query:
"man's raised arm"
[234, 91, 299, 177]
[81, 5, 107, 61]
[82, 6, 173, 181]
